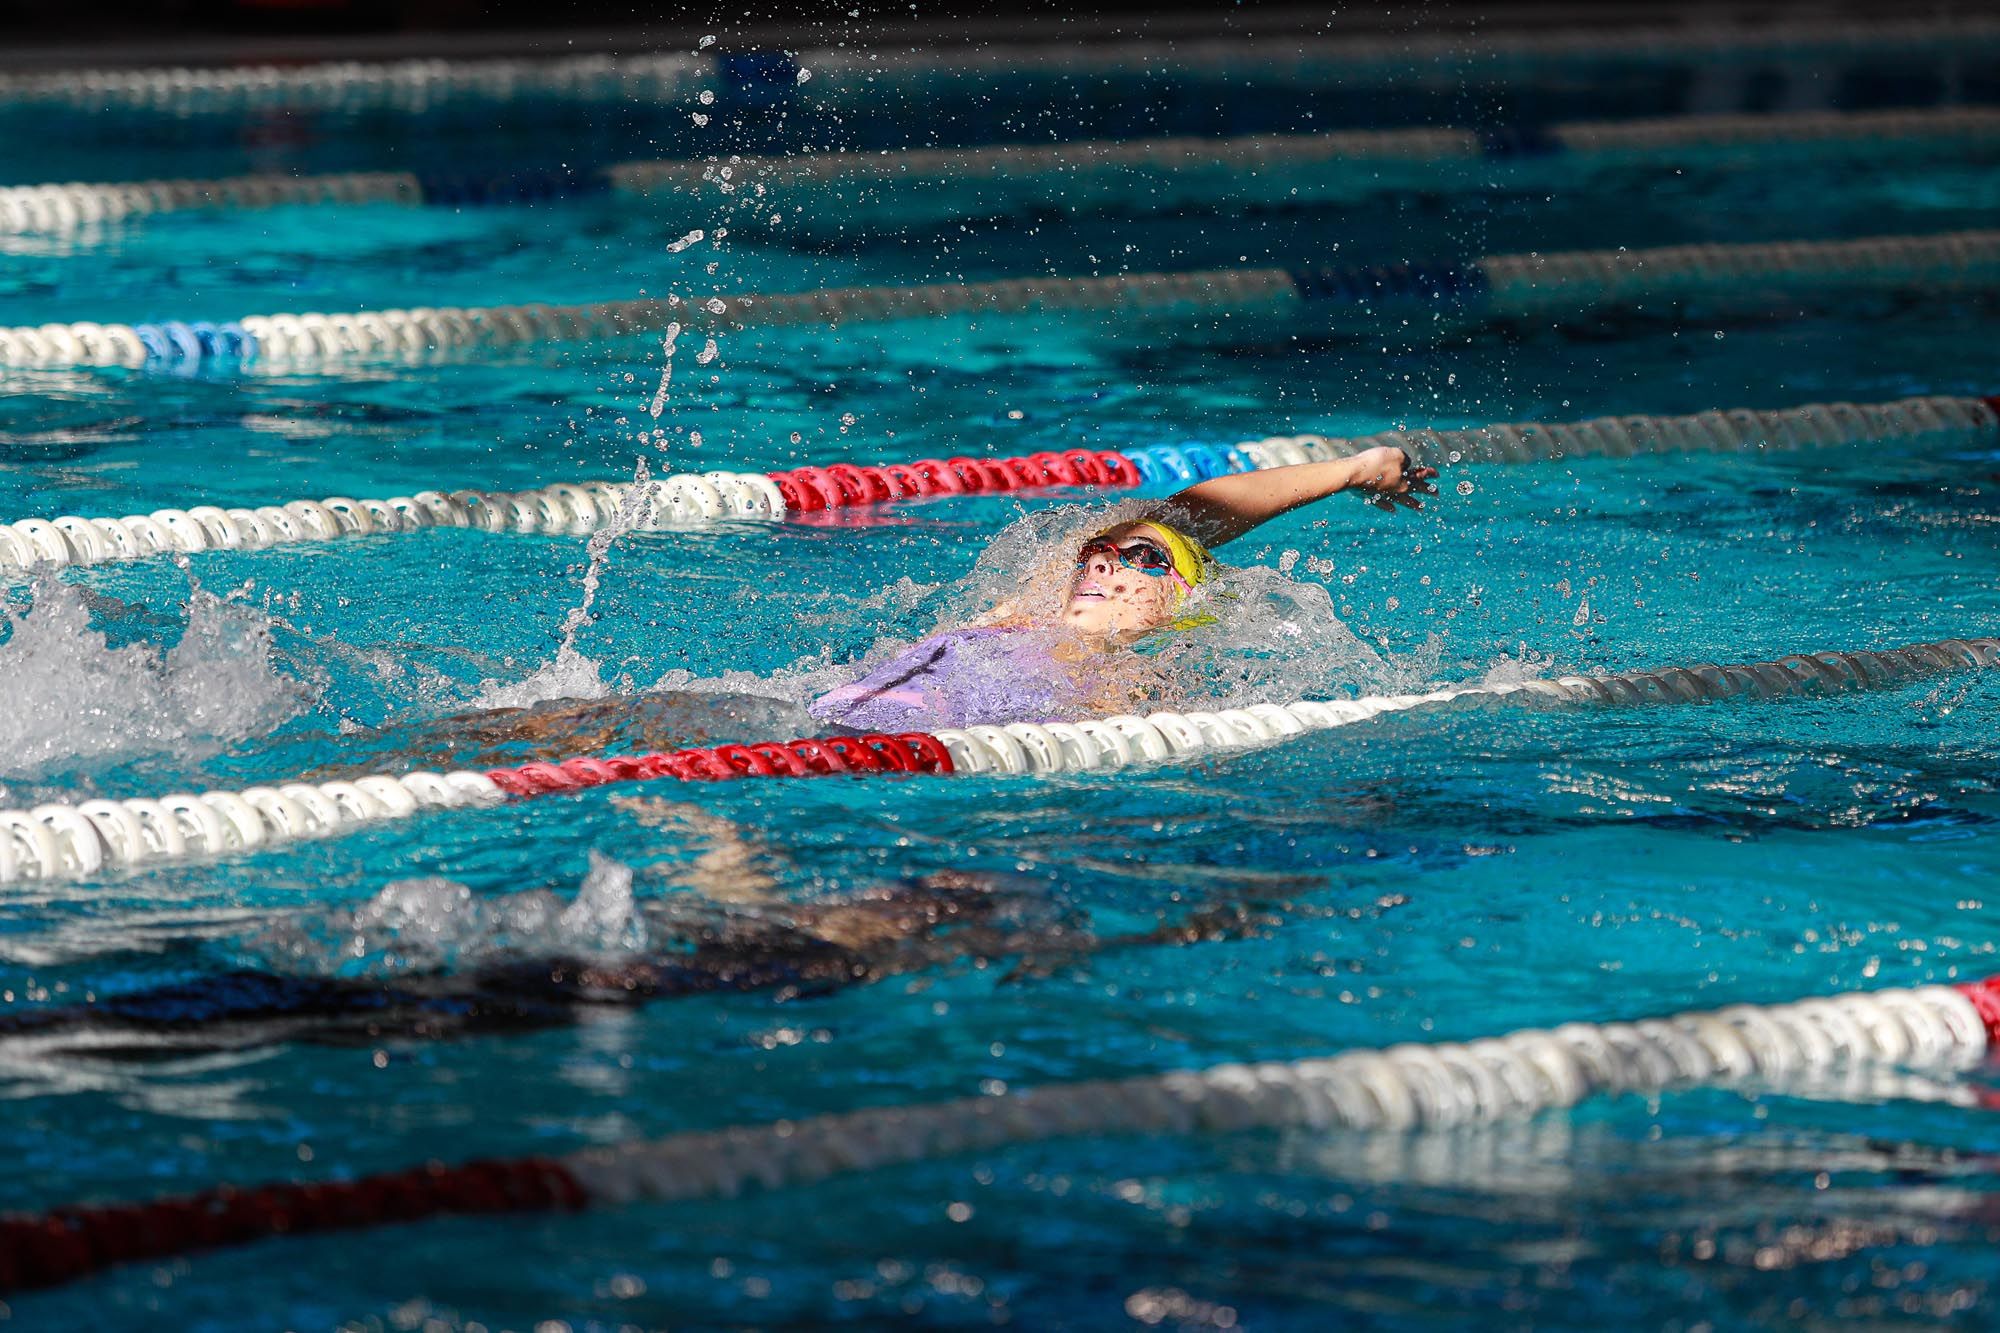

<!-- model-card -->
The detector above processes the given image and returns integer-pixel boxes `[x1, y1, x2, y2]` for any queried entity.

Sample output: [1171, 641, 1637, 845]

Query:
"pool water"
[4, 30, 2000, 1331]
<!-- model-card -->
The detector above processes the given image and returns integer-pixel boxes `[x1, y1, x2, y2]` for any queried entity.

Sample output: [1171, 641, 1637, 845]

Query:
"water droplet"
[1455, 480, 1475, 496]
[648, 324, 682, 418]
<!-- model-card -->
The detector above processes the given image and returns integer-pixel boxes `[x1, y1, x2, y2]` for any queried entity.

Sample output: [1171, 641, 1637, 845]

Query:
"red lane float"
[480, 731, 955, 796]
[766, 448, 1141, 513]
[0, 1156, 587, 1294]
[5, 634, 1997, 886]
[10, 392, 1993, 578]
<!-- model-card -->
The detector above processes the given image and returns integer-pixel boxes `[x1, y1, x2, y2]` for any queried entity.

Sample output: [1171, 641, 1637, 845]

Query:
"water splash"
[1480, 644, 1561, 689]
[0, 574, 307, 781]
[469, 459, 665, 710]
[918, 500, 1403, 706]
[469, 642, 612, 712]
[249, 852, 647, 979]
[648, 320, 684, 421]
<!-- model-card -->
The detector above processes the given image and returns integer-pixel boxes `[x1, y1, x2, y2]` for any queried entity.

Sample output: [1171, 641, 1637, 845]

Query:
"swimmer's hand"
[1347, 445, 1439, 513]
[1157, 448, 1443, 546]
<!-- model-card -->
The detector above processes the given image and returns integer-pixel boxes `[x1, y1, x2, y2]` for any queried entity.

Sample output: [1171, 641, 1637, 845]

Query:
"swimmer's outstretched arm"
[1157, 445, 1437, 548]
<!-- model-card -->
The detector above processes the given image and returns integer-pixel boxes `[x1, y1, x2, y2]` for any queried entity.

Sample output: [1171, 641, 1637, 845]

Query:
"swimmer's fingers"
[1389, 464, 1438, 510]
[1390, 462, 1438, 497]
[1383, 455, 1437, 496]
[1369, 459, 1431, 511]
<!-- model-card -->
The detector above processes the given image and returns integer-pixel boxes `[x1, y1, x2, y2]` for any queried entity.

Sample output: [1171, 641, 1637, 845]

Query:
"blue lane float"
[1, 390, 1993, 575]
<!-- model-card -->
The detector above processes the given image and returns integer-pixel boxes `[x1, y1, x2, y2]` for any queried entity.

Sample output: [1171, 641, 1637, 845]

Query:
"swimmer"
[0, 863, 1287, 1057]
[334, 445, 1434, 768]
[811, 443, 1433, 730]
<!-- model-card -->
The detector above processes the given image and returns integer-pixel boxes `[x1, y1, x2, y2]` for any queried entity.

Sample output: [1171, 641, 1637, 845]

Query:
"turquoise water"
[4, 64, 2000, 1331]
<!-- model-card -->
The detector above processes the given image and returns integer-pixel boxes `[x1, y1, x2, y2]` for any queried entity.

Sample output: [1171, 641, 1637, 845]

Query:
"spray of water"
[648, 321, 683, 420]
[248, 851, 647, 979]
[0, 573, 307, 783]
[469, 458, 671, 710]
[479, 79, 744, 714]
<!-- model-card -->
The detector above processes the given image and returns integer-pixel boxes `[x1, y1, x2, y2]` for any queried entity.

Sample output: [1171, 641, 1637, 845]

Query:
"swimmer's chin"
[1062, 602, 1113, 634]
[1062, 604, 1163, 644]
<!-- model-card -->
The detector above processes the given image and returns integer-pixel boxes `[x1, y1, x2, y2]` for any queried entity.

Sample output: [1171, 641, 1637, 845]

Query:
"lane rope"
[4, 971, 1996, 1292]
[12, 107, 2000, 235]
[1, 637, 1991, 884]
[5, 391, 1993, 574]
[6, 229, 1995, 370]
[4, 15, 1996, 115]
[0, 51, 712, 115]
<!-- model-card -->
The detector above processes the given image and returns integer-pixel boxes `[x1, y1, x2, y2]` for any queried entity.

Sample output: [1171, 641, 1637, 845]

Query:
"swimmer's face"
[1064, 522, 1182, 637]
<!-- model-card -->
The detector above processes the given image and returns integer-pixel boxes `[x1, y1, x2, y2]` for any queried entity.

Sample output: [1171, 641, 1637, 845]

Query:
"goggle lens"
[1077, 539, 1174, 576]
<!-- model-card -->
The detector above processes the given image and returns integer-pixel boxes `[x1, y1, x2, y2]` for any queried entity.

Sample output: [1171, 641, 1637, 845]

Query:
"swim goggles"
[1076, 536, 1176, 577]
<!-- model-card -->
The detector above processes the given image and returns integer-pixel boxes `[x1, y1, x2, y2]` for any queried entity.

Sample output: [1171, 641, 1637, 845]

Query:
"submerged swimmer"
[0, 892, 1282, 1057]
[345, 445, 1433, 767]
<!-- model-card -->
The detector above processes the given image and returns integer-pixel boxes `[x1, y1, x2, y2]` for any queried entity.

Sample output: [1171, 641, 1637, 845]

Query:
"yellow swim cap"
[1133, 521, 1212, 597]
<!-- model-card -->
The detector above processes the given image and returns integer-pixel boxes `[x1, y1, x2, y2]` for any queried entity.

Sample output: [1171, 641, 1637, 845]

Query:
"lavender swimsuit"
[808, 628, 1085, 731]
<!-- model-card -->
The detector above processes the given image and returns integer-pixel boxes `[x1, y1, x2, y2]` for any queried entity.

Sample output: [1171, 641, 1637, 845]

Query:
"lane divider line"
[1, 637, 1992, 884]
[3, 971, 1995, 1292]
[4, 391, 1993, 574]
[4, 229, 1997, 370]
[11, 107, 1999, 235]
[4, 15, 1996, 115]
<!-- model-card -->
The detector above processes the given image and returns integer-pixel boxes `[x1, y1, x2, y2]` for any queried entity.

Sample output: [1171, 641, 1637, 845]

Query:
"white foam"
[0, 575, 306, 780]
[469, 641, 613, 710]
[252, 851, 649, 977]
